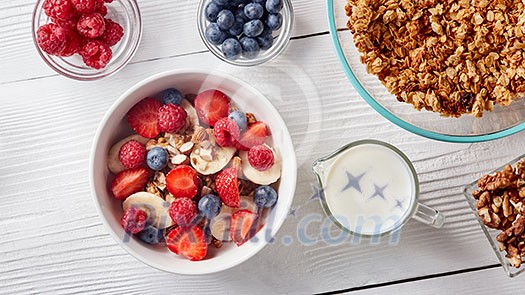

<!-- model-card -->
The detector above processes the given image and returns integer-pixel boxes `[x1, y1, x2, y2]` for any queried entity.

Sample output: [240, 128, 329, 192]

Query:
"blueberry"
[198, 194, 222, 219]
[138, 226, 164, 244]
[266, 13, 282, 31]
[253, 0, 266, 4]
[244, 3, 264, 20]
[243, 19, 264, 37]
[229, 18, 245, 36]
[254, 186, 278, 209]
[146, 147, 168, 170]
[221, 38, 242, 60]
[162, 88, 183, 105]
[257, 28, 274, 50]
[240, 37, 260, 58]
[235, 5, 249, 21]
[212, 0, 229, 5]
[265, 0, 283, 13]
[205, 23, 227, 45]
[205, 2, 223, 22]
[229, 0, 247, 5]
[217, 9, 235, 30]
[228, 110, 248, 130]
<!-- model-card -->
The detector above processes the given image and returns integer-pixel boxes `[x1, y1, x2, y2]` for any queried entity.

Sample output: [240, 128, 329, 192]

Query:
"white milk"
[323, 143, 416, 235]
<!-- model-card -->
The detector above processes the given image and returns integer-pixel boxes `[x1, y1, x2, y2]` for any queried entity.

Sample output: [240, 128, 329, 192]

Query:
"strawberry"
[213, 117, 240, 147]
[230, 210, 259, 246]
[111, 167, 148, 200]
[166, 165, 199, 199]
[215, 168, 239, 208]
[194, 90, 230, 126]
[127, 98, 162, 138]
[166, 226, 208, 261]
[234, 122, 269, 151]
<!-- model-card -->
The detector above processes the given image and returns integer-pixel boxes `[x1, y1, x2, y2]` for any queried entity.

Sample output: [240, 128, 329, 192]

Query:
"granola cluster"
[473, 161, 525, 268]
[346, 0, 525, 117]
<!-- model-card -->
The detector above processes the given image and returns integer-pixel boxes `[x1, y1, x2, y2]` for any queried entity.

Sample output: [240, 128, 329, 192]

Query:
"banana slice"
[123, 192, 173, 229]
[181, 99, 199, 132]
[107, 134, 149, 174]
[190, 144, 236, 175]
[239, 146, 282, 185]
[209, 196, 256, 241]
[239, 195, 257, 213]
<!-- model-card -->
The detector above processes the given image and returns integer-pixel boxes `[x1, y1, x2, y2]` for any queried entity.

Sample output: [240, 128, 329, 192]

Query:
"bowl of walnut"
[464, 155, 525, 277]
[328, 0, 525, 142]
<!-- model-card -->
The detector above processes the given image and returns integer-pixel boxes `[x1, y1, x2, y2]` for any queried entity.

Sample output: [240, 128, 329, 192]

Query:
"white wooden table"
[2, 0, 525, 294]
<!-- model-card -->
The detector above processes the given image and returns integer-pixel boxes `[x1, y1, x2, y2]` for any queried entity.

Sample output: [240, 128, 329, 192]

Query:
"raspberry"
[77, 12, 106, 38]
[213, 117, 240, 147]
[121, 207, 148, 234]
[169, 198, 198, 226]
[37, 23, 68, 55]
[56, 27, 81, 56]
[118, 140, 146, 169]
[248, 145, 275, 171]
[99, 19, 123, 46]
[51, 14, 79, 30]
[158, 104, 187, 133]
[43, 0, 76, 20]
[71, 0, 99, 13]
[80, 39, 112, 69]
[96, 3, 108, 16]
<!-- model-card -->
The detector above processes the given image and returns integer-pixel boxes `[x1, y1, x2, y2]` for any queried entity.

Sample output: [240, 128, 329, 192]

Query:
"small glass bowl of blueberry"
[198, 0, 294, 66]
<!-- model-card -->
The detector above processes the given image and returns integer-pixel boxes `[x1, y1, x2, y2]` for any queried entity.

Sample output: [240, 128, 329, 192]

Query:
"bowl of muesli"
[328, 0, 525, 142]
[89, 69, 296, 274]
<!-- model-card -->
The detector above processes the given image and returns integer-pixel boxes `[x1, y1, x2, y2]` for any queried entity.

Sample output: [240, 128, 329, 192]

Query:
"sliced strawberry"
[234, 122, 269, 151]
[111, 167, 148, 200]
[194, 90, 230, 126]
[166, 226, 208, 261]
[230, 210, 259, 246]
[127, 98, 162, 138]
[215, 168, 240, 208]
[166, 165, 199, 198]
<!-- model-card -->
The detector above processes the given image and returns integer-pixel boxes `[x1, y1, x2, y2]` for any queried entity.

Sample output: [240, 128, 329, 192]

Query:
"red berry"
[127, 98, 162, 139]
[194, 90, 230, 126]
[56, 27, 80, 56]
[111, 167, 148, 200]
[51, 14, 79, 30]
[121, 207, 147, 234]
[77, 12, 106, 38]
[118, 140, 146, 169]
[37, 23, 68, 55]
[234, 122, 269, 151]
[248, 145, 275, 171]
[166, 226, 208, 261]
[71, 0, 99, 13]
[166, 165, 199, 199]
[158, 104, 187, 133]
[213, 117, 240, 147]
[168, 198, 198, 226]
[80, 39, 112, 69]
[96, 3, 108, 16]
[230, 210, 258, 246]
[215, 168, 240, 208]
[43, 0, 76, 20]
[99, 19, 123, 46]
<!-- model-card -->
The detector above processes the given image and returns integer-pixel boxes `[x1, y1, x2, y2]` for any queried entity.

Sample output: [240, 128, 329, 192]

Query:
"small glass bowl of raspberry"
[32, 0, 142, 80]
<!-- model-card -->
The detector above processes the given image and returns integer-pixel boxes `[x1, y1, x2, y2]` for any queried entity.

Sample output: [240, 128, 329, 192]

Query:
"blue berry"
[205, 2, 223, 22]
[244, 3, 264, 20]
[221, 38, 242, 60]
[240, 37, 260, 58]
[138, 225, 164, 244]
[229, 0, 247, 5]
[243, 19, 264, 37]
[162, 88, 183, 106]
[205, 23, 227, 45]
[212, 0, 229, 5]
[229, 18, 245, 36]
[228, 110, 248, 130]
[146, 147, 168, 170]
[254, 186, 278, 209]
[217, 9, 235, 30]
[257, 28, 274, 50]
[253, 0, 266, 4]
[266, 13, 282, 31]
[198, 194, 222, 219]
[265, 0, 283, 14]
[234, 5, 249, 21]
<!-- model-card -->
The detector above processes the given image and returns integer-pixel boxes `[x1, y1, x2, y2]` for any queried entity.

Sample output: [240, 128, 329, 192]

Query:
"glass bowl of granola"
[464, 155, 525, 277]
[89, 69, 296, 274]
[328, 0, 525, 142]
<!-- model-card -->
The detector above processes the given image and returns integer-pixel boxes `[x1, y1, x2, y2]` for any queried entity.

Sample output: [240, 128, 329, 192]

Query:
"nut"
[246, 113, 257, 124]
[171, 154, 189, 165]
[179, 142, 194, 155]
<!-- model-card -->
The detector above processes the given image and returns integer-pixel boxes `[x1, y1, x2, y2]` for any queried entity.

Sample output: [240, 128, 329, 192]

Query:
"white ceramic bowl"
[89, 69, 296, 274]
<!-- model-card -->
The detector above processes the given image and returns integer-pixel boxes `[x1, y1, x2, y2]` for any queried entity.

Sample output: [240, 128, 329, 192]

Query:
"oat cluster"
[346, 0, 525, 117]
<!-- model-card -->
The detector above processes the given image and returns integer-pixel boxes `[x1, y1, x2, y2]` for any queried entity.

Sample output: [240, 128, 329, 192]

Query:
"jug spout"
[312, 159, 327, 179]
